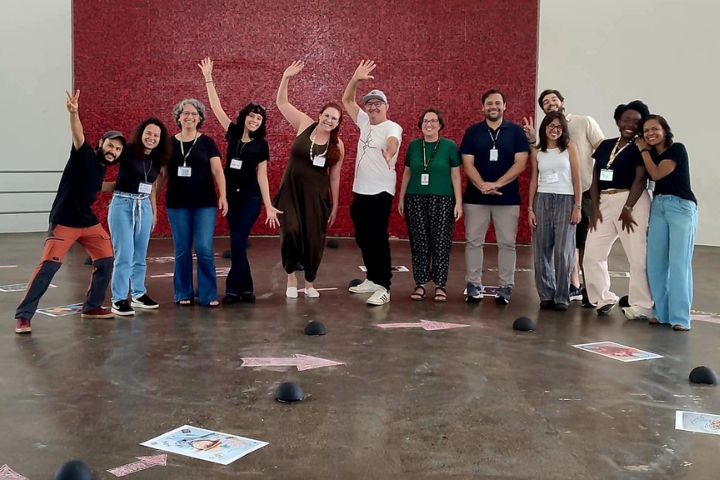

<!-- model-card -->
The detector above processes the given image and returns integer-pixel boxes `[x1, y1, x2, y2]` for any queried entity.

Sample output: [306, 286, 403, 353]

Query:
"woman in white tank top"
[527, 112, 582, 309]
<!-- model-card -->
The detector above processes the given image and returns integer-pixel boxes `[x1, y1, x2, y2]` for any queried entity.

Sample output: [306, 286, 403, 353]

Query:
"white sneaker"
[349, 279, 383, 294]
[305, 287, 320, 298]
[622, 306, 650, 320]
[366, 288, 390, 306]
[286, 287, 298, 298]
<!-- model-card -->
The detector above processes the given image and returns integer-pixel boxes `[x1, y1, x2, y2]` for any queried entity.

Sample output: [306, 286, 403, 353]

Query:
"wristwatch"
[623, 205, 633, 212]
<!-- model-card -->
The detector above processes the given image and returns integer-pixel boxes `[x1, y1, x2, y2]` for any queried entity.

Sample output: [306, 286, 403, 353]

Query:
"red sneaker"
[81, 306, 114, 319]
[15, 317, 32, 334]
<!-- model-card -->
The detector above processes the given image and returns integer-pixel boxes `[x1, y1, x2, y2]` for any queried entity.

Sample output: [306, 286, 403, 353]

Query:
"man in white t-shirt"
[523, 89, 604, 305]
[342, 60, 403, 306]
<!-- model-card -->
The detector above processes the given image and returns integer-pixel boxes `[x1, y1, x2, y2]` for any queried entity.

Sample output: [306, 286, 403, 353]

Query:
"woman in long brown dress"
[275, 60, 345, 298]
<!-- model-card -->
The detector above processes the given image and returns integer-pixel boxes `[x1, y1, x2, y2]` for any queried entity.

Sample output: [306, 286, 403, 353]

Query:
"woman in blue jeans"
[636, 115, 697, 331]
[163, 98, 228, 307]
[199, 58, 282, 304]
[108, 118, 171, 315]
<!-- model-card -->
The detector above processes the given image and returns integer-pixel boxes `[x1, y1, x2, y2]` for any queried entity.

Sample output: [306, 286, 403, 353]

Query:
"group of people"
[12, 61, 697, 334]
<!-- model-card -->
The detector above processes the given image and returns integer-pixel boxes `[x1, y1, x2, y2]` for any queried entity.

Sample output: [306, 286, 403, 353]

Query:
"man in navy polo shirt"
[461, 89, 529, 304]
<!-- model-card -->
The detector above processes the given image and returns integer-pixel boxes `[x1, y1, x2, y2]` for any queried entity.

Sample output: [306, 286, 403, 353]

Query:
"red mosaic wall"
[74, 0, 538, 243]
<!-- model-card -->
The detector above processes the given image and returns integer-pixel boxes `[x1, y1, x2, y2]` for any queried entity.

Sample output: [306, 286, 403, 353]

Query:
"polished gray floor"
[1, 233, 719, 479]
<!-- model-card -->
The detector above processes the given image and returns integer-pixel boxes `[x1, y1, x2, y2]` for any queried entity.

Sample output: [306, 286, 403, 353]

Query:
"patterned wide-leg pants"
[405, 194, 456, 287]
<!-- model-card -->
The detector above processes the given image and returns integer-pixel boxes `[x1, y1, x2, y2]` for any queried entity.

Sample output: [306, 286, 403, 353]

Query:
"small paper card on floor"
[675, 411, 720, 436]
[573, 341, 662, 362]
[140, 425, 268, 465]
[691, 314, 720, 325]
[359, 265, 409, 272]
[0, 283, 56, 293]
[36, 302, 84, 317]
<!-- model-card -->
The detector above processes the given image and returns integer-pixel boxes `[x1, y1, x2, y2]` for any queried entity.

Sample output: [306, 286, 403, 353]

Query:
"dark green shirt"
[404, 137, 461, 196]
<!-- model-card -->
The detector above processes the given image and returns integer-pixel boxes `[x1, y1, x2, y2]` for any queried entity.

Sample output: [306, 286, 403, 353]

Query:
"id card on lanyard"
[178, 134, 199, 177]
[488, 128, 500, 162]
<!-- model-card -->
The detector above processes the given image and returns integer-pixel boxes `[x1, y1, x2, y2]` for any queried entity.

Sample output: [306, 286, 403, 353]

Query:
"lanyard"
[310, 129, 330, 160]
[235, 138, 250, 159]
[487, 128, 501, 148]
[422, 138, 441, 172]
[179, 133, 199, 166]
[142, 156, 152, 184]
[607, 137, 631, 168]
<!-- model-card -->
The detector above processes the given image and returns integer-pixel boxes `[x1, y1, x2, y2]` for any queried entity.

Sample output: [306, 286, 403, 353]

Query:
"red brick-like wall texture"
[74, 0, 537, 243]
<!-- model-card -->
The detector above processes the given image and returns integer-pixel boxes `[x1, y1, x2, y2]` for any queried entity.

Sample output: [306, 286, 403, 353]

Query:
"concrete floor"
[1, 232, 719, 479]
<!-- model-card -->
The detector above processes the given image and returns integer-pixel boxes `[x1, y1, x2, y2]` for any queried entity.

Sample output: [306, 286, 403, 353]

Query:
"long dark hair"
[235, 103, 267, 139]
[130, 117, 171, 170]
[537, 111, 569, 152]
[319, 102, 344, 167]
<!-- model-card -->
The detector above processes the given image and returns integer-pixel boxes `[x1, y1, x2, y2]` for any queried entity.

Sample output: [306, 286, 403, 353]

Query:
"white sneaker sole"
[131, 301, 159, 309]
[111, 308, 135, 316]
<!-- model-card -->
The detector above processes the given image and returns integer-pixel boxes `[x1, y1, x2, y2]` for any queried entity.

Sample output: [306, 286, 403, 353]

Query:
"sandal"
[672, 324, 690, 331]
[648, 318, 660, 325]
[177, 299, 194, 306]
[434, 286, 448, 302]
[206, 300, 220, 308]
[410, 285, 426, 301]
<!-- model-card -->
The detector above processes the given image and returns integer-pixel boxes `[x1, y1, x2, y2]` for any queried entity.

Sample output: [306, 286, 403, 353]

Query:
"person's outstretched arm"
[66, 89, 84, 149]
[198, 57, 232, 131]
[276, 61, 313, 134]
[342, 60, 376, 123]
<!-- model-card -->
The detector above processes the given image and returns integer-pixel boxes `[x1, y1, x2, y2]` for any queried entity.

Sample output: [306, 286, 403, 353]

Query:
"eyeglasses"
[181, 111, 199, 117]
[422, 119, 440, 124]
[365, 101, 384, 108]
[547, 124, 563, 132]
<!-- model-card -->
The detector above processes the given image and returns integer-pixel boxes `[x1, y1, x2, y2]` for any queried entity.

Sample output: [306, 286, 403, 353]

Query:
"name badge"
[489, 148, 498, 161]
[540, 171, 560, 184]
[312, 155, 326, 167]
[177, 166, 192, 177]
[230, 158, 243, 170]
[647, 180, 656, 191]
[600, 169, 614, 181]
[138, 182, 152, 194]
[420, 173, 430, 186]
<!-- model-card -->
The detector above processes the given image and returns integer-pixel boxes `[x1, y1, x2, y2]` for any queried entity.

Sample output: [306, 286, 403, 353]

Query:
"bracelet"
[641, 148, 650, 153]
[573, 204, 582, 209]
[527, 208, 534, 213]
[623, 205, 633, 212]
[205, 80, 214, 84]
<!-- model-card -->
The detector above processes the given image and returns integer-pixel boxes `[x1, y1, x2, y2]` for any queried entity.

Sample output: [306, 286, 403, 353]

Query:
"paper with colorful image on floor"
[0, 282, 56, 293]
[36, 302, 84, 317]
[140, 425, 268, 465]
[572, 341, 662, 362]
[359, 265, 409, 272]
[675, 411, 720, 436]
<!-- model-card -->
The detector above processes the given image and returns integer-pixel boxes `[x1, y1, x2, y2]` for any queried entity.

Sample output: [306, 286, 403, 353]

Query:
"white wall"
[538, 0, 719, 246]
[0, 0, 72, 233]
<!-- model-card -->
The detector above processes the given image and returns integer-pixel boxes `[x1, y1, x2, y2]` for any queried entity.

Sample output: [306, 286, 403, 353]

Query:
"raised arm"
[276, 61, 313, 133]
[342, 60, 376, 123]
[198, 57, 232, 131]
[328, 139, 345, 228]
[66, 90, 84, 149]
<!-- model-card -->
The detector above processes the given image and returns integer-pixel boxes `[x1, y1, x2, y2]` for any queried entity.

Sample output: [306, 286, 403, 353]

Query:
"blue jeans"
[108, 193, 152, 302]
[226, 193, 261, 295]
[167, 207, 218, 305]
[647, 195, 697, 329]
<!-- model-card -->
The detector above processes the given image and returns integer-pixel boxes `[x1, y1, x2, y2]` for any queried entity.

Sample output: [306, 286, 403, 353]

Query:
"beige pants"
[583, 190, 652, 314]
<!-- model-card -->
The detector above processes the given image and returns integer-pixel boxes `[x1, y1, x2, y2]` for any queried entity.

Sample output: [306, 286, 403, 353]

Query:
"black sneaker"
[540, 300, 555, 310]
[222, 294, 240, 305]
[554, 302, 569, 311]
[581, 288, 594, 308]
[240, 292, 256, 303]
[131, 294, 159, 310]
[569, 285, 583, 301]
[495, 286, 512, 305]
[111, 300, 135, 316]
[597, 303, 615, 316]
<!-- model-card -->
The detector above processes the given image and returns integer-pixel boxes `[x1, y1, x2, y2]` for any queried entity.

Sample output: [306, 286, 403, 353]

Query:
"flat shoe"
[305, 287, 320, 298]
[672, 324, 690, 331]
[648, 318, 660, 325]
[286, 287, 298, 298]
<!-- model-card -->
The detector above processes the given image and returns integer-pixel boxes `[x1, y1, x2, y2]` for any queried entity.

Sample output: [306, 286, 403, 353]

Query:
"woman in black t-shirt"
[636, 115, 697, 331]
[108, 118, 171, 315]
[583, 100, 653, 320]
[163, 98, 228, 307]
[199, 57, 282, 303]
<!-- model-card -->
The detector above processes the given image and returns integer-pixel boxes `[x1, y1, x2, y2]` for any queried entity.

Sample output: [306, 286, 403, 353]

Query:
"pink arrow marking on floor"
[107, 454, 167, 477]
[0, 465, 28, 480]
[241, 354, 344, 371]
[377, 320, 471, 331]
